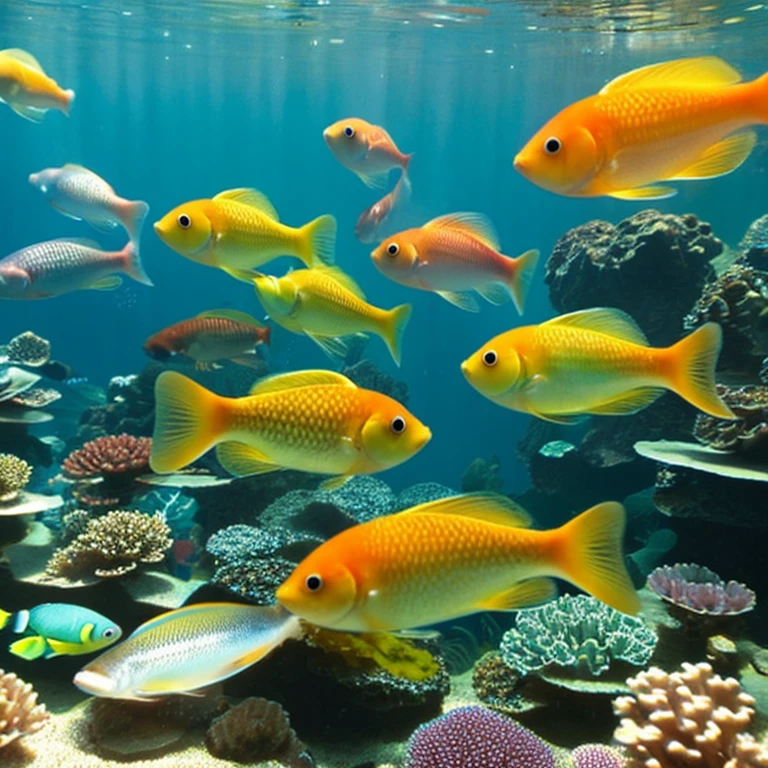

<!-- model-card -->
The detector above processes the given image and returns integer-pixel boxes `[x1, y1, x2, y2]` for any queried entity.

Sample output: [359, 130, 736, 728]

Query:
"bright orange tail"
[750, 71, 768, 122]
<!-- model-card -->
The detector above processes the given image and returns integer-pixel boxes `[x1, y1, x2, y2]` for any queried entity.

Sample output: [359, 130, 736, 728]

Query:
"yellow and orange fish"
[371, 213, 539, 314]
[276, 493, 640, 631]
[514, 56, 768, 200]
[324, 118, 412, 189]
[0, 48, 74, 122]
[461, 308, 735, 422]
[150, 369, 431, 489]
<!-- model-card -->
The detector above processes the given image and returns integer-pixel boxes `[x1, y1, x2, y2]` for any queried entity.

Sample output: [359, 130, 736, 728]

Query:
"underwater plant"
[0, 453, 32, 502]
[0, 669, 49, 749]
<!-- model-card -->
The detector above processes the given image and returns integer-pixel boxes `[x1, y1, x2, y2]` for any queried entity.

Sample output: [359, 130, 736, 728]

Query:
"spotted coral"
[0, 453, 32, 502]
[613, 662, 768, 768]
[4, 331, 51, 368]
[45, 510, 172, 579]
[572, 745, 627, 768]
[0, 668, 49, 749]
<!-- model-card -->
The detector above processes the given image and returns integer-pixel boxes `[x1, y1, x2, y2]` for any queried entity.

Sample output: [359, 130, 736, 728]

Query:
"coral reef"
[3, 331, 51, 367]
[341, 359, 409, 405]
[394, 482, 457, 511]
[46, 510, 172, 579]
[694, 385, 768, 457]
[647, 564, 756, 616]
[461, 455, 503, 493]
[0, 669, 49, 749]
[545, 209, 718, 346]
[614, 662, 768, 767]
[211, 556, 296, 605]
[0, 453, 32, 502]
[205, 697, 312, 767]
[571, 744, 627, 768]
[403, 705, 555, 768]
[472, 651, 541, 715]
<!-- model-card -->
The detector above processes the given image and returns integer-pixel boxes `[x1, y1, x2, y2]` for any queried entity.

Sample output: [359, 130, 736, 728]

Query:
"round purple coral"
[572, 744, 626, 768]
[647, 563, 756, 616]
[403, 705, 555, 768]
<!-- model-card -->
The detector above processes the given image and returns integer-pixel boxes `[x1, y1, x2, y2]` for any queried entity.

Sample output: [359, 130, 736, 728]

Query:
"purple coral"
[647, 563, 756, 616]
[572, 744, 626, 768]
[403, 705, 555, 768]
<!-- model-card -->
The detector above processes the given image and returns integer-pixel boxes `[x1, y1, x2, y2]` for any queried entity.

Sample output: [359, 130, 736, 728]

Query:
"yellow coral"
[304, 624, 440, 681]
[0, 454, 32, 503]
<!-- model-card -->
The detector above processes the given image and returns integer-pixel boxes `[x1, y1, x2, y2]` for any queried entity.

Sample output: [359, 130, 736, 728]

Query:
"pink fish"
[355, 173, 412, 244]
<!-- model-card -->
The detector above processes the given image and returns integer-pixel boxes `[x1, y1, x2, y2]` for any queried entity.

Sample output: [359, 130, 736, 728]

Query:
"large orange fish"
[460, 308, 735, 422]
[514, 56, 768, 200]
[276, 493, 640, 631]
[370, 213, 539, 314]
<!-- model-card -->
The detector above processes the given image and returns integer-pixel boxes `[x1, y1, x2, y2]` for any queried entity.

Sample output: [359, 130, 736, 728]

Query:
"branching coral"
[614, 662, 768, 767]
[62, 434, 151, 479]
[0, 453, 32, 502]
[46, 510, 172, 579]
[0, 669, 49, 749]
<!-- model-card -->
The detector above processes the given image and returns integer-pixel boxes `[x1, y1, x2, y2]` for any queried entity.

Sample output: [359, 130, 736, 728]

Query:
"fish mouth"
[460, 360, 471, 379]
[513, 154, 526, 174]
[73, 669, 115, 696]
[416, 426, 432, 450]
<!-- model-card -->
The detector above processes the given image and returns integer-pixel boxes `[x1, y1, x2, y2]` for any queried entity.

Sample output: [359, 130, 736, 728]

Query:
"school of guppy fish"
[1, 46, 764, 699]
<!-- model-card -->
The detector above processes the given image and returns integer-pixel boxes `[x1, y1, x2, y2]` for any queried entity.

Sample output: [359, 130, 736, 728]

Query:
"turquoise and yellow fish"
[0, 603, 122, 660]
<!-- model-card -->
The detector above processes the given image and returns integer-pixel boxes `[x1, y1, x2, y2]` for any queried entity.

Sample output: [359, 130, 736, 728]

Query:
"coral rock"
[0, 669, 49, 749]
[4, 331, 51, 367]
[461, 455, 503, 493]
[694, 384, 768, 457]
[62, 434, 151, 479]
[341, 359, 408, 405]
[0, 453, 32, 502]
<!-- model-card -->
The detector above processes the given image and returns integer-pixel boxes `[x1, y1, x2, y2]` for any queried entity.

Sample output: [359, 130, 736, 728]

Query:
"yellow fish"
[276, 493, 640, 631]
[241, 266, 412, 365]
[0, 48, 74, 122]
[153, 188, 336, 274]
[460, 308, 735, 422]
[150, 369, 431, 489]
[514, 56, 768, 200]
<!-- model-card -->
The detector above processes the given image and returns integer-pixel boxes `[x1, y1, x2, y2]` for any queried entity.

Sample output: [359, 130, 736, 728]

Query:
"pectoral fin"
[475, 578, 558, 612]
[319, 475, 352, 491]
[435, 290, 480, 313]
[357, 170, 390, 189]
[670, 131, 756, 180]
[608, 186, 677, 200]
[475, 283, 510, 306]
[9, 635, 48, 660]
[88, 276, 123, 291]
[215, 441, 280, 477]
[307, 333, 348, 360]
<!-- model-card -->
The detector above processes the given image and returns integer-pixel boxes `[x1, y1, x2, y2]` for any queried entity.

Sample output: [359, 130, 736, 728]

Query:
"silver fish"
[0, 238, 153, 299]
[355, 172, 411, 245]
[29, 165, 149, 251]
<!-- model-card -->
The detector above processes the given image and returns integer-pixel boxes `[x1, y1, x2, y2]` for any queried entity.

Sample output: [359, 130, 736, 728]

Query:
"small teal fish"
[73, 602, 302, 700]
[0, 603, 122, 660]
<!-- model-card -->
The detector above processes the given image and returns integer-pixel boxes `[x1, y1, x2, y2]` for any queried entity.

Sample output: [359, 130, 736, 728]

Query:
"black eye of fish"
[344, 125, 355, 138]
[544, 137, 562, 155]
[103, 628, 115, 638]
[391, 415, 406, 434]
[483, 350, 498, 367]
[306, 574, 323, 592]
[387, 243, 399, 256]
[177, 213, 192, 229]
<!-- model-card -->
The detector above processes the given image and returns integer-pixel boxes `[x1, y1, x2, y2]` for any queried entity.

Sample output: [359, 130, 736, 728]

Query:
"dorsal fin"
[599, 56, 742, 95]
[309, 267, 366, 300]
[423, 212, 500, 251]
[197, 309, 264, 328]
[213, 188, 279, 221]
[0, 48, 44, 72]
[249, 369, 355, 395]
[400, 492, 533, 528]
[62, 163, 97, 176]
[542, 308, 649, 345]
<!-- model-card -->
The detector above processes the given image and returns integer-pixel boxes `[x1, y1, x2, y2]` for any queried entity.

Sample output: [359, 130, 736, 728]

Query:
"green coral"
[500, 594, 656, 678]
[0, 454, 32, 503]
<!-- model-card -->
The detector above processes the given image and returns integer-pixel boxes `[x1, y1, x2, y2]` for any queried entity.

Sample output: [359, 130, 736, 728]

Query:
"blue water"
[2, 0, 767, 491]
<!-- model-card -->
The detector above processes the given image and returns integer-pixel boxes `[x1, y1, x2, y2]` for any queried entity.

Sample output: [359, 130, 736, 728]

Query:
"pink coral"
[572, 744, 627, 768]
[63, 434, 152, 479]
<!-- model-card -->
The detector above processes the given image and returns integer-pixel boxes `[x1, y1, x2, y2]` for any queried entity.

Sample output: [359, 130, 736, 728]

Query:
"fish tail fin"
[667, 323, 735, 419]
[0, 608, 11, 630]
[382, 303, 412, 366]
[62, 89, 75, 116]
[552, 501, 641, 616]
[750, 72, 768, 122]
[150, 371, 230, 473]
[299, 214, 337, 267]
[402, 152, 414, 173]
[116, 199, 150, 252]
[119, 240, 153, 287]
[504, 248, 540, 315]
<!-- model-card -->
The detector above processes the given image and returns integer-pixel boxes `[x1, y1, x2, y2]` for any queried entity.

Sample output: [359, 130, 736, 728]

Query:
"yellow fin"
[476, 578, 558, 612]
[319, 475, 352, 491]
[79, 622, 95, 644]
[435, 290, 480, 312]
[543, 307, 649, 345]
[9, 635, 47, 660]
[216, 441, 280, 477]
[310, 267, 366, 299]
[45, 638, 84, 657]
[307, 333, 348, 360]
[608, 186, 677, 200]
[197, 308, 264, 328]
[401, 492, 532, 528]
[587, 388, 665, 416]
[0, 608, 11, 630]
[670, 132, 757, 180]
[530, 410, 587, 425]
[424, 212, 500, 251]
[249, 369, 354, 395]
[382, 304, 412, 367]
[1, 48, 44, 72]
[88, 276, 123, 291]
[599, 56, 742, 95]
[221, 267, 260, 284]
[213, 188, 279, 220]
[298, 215, 337, 268]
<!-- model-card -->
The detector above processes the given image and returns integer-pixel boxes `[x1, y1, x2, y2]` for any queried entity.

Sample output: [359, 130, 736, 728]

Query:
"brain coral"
[403, 705, 555, 768]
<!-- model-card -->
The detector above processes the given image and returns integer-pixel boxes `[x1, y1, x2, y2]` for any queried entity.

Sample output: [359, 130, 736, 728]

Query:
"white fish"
[355, 172, 412, 245]
[29, 165, 149, 252]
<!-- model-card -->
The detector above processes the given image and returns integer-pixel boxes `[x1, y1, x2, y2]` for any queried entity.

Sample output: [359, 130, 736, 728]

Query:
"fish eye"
[483, 350, 498, 367]
[102, 628, 116, 639]
[390, 415, 406, 434]
[343, 125, 355, 138]
[544, 137, 562, 155]
[177, 213, 192, 229]
[305, 574, 323, 592]
[387, 243, 399, 256]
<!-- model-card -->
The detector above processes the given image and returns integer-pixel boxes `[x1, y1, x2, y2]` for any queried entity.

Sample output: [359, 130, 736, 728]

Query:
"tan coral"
[0, 453, 32, 502]
[4, 331, 51, 367]
[614, 662, 768, 767]
[0, 668, 49, 749]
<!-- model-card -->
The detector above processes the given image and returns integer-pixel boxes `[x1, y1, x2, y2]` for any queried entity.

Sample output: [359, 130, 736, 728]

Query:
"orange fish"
[514, 56, 768, 200]
[355, 172, 412, 244]
[370, 213, 539, 314]
[144, 309, 270, 371]
[461, 308, 735, 422]
[276, 493, 640, 631]
[324, 118, 412, 188]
